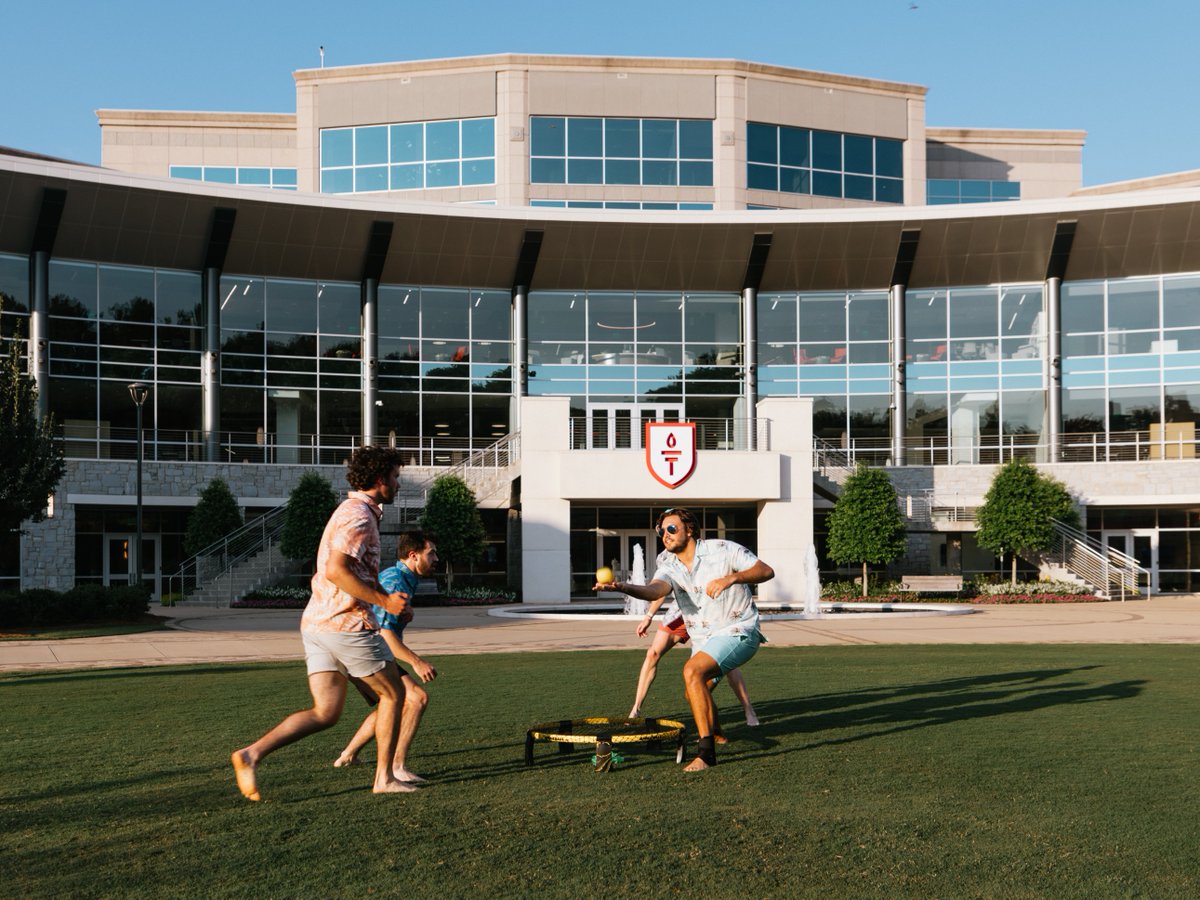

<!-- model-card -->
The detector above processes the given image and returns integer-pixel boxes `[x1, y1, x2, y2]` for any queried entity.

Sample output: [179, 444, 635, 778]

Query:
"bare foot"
[333, 753, 362, 768]
[745, 713, 760, 727]
[394, 767, 428, 784]
[714, 734, 728, 745]
[231, 749, 261, 802]
[628, 709, 640, 719]
[373, 777, 420, 794]
[682, 756, 711, 773]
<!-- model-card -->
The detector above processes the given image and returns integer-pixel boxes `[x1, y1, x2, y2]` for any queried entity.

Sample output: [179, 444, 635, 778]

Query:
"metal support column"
[361, 277, 379, 444]
[202, 267, 221, 462]
[1047, 276, 1063, 462]
[890, 283, 907, 466]
[29, 250, 50, 419]
[742, 285, 758, 450]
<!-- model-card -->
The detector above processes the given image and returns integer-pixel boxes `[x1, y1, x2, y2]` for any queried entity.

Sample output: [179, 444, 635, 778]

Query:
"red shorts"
[659, 617, 690, 643]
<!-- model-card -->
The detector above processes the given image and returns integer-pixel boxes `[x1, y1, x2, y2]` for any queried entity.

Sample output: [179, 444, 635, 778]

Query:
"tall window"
[747, 123, 902, 204]
[530, 117, 714, 187]
[320, 118, 496, 193]
[1062, 273, 1200, 440]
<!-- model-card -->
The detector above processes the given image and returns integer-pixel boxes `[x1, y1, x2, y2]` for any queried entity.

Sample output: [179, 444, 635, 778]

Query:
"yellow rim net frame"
[524, 716, 686, 771]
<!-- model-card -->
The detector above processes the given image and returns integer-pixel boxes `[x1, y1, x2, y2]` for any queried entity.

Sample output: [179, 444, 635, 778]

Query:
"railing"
[568, 417, 771, 451]
[425, 432, 521, 503]
[58, 424, 511, 467]
[813, 437, 855, 481]
[1047, 520, 1149, 600]
[163, 505, 289, 605]
[814, 429, 1199, 468]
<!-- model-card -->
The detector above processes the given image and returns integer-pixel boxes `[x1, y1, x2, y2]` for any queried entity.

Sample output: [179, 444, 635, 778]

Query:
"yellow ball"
[595, 566, 615, 585]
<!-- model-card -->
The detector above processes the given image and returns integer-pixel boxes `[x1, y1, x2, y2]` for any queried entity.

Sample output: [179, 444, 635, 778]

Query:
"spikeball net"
[524, 716, 686, 772]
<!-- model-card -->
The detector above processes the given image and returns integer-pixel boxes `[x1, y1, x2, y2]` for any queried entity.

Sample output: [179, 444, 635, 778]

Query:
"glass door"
[585, 404, 683, 449]
[104, 533, 160, 600]
[1102, 529, 1156, 593]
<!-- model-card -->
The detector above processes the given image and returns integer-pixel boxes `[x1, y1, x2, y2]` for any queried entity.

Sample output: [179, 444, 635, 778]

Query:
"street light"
[128, 382, 150, 588]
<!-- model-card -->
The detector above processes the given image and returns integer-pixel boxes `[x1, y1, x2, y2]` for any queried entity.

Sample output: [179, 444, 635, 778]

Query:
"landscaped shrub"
[0, 583, 150, 627]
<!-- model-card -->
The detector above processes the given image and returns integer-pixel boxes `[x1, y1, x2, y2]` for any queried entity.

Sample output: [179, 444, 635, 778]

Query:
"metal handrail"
[1048, 519, 1148, 600]
[163, 505, 289, 605]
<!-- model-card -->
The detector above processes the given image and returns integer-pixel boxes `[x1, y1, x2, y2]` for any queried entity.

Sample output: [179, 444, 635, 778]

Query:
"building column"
[742, 285, 758, 450]
[1046, 276, 1063, 462]
[513, 284, 528, 431]
[890, 283, 907, 466]
[29, 250, 50, 419]
[361, 277, 379, 444]
[201, 267, 221, 462]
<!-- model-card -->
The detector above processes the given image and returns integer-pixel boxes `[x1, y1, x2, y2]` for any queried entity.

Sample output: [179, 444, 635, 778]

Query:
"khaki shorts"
[302, 629, 394, 679]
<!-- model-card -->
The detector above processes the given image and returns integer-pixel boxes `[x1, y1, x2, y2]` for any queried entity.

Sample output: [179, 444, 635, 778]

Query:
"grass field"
[2, 645, 1198, 897]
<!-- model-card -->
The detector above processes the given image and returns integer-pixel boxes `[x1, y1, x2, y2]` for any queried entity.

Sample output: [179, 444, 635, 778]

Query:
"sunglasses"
[656, 523, 681, 536]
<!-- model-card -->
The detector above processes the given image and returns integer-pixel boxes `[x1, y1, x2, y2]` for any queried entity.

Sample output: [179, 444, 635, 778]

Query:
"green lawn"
[2, 645, 1198, 897]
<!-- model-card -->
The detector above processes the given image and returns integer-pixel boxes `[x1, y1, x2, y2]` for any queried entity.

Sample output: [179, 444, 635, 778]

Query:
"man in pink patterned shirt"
[232, 446, 414, 800]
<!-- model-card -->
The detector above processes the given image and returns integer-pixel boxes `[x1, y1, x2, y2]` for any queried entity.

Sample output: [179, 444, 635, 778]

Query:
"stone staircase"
[184, 541, 305, 606]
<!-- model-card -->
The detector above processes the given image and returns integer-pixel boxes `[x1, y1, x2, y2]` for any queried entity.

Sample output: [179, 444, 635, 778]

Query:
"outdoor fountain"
[622, 543, 649, 617]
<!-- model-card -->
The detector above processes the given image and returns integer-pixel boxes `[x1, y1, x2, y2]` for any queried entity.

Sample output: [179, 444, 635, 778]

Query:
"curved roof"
[3, 152, 1200, 291]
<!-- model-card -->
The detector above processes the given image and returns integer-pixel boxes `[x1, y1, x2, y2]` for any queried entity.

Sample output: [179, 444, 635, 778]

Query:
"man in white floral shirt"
[595, 507, 774, 771]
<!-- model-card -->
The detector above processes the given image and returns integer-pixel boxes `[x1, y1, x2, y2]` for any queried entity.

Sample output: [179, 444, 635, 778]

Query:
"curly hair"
[345, 445, 405, 491]
[655, 506, 699, 538]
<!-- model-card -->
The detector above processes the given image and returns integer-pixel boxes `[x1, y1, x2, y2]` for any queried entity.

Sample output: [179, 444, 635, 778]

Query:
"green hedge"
[0, 583, 151, 628]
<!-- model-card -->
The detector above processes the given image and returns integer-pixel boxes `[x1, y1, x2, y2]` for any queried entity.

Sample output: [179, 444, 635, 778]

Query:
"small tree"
[976, 457, 1079, 584]
[0, 317, 65, 535]
[420, 474, 486, 593]
[826, 463, 907, 597]
[279, 472, 339, 563]
[183, 478, 243, 556]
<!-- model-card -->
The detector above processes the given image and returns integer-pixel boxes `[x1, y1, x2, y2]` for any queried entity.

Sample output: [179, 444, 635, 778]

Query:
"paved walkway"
[2, 595, 1199, 673]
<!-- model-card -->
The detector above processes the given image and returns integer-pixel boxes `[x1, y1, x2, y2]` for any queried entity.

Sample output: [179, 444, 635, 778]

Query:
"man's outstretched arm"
[704, 559, 775, 598]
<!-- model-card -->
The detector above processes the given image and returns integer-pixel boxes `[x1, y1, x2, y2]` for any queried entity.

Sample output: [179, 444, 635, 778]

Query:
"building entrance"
[104, 533, 160, 600]
[1102, 529, 1156, 593]
[584, 404, 683, 449]
[595, 528, 658, 597]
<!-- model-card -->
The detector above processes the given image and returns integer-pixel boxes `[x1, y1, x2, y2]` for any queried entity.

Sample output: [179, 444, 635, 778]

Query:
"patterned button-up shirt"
[650, 539, 761, 645]
[300, 491, 384, 634]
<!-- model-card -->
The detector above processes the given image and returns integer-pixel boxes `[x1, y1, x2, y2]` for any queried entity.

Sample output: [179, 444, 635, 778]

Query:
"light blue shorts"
[692, 630, 761, 674]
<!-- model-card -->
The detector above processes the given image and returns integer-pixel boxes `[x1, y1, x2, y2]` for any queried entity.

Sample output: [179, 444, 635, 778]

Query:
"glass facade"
[527, 290, 742, 436]
[530, 200, 713, 210]
[1062, 274, 1200, 444]
[747, 122, 903, 204]
[46, 258, 203, 459]
[904, 284, 1045, 464]
[927, 179, 1020, 204]
[530, 117, 714, 187]
[320, 118, 496, 193]
[169, 166, 297, 190]
[757, 291, 891, 447]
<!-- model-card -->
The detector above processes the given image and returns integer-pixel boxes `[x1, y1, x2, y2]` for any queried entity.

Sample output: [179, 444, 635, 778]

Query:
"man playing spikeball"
[593, 507, 774, 771]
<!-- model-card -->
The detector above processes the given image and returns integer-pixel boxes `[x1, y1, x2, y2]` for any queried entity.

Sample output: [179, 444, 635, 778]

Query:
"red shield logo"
[645, 422, 697, 489]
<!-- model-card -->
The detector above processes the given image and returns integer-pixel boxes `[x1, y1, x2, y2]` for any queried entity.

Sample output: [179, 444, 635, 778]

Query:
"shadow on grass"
[728, 666, 1144, 761]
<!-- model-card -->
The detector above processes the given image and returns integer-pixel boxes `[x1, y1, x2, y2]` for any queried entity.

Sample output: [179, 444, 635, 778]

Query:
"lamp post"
[128, 382, 150, 587]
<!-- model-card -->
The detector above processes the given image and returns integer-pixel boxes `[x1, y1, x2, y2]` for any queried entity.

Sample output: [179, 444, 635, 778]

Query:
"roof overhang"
[3, 152, 1200, 291]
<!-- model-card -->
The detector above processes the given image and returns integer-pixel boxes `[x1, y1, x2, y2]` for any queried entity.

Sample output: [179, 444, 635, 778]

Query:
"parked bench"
[898, 575, 963, 593]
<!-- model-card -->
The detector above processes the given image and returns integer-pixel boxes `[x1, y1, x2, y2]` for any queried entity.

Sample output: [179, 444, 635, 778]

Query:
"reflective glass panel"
[531, 117, 565, 156]
[425, 121, 459, 161]
[390, 124, 422, 163]
[355, 126, 388, 165]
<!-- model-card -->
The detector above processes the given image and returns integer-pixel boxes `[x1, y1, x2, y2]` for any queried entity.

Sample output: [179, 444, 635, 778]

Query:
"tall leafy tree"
[279, 472, 338, 563]
[420, 474, 486, 592]
[826, 463, 907, 597]
[976, 457, 1079, 584]
[183, 478, 243, 555]
[0, 318, 65, 535]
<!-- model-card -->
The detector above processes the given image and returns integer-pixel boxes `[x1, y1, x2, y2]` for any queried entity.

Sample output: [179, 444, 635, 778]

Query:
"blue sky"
[3, 0, 1198, 186]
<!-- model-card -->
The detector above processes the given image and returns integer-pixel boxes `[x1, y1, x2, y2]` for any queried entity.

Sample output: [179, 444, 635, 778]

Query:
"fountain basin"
[488, 601, 977, 621]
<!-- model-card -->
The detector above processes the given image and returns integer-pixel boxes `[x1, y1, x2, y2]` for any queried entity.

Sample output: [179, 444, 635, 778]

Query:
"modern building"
[3, 53, 1200, 600]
